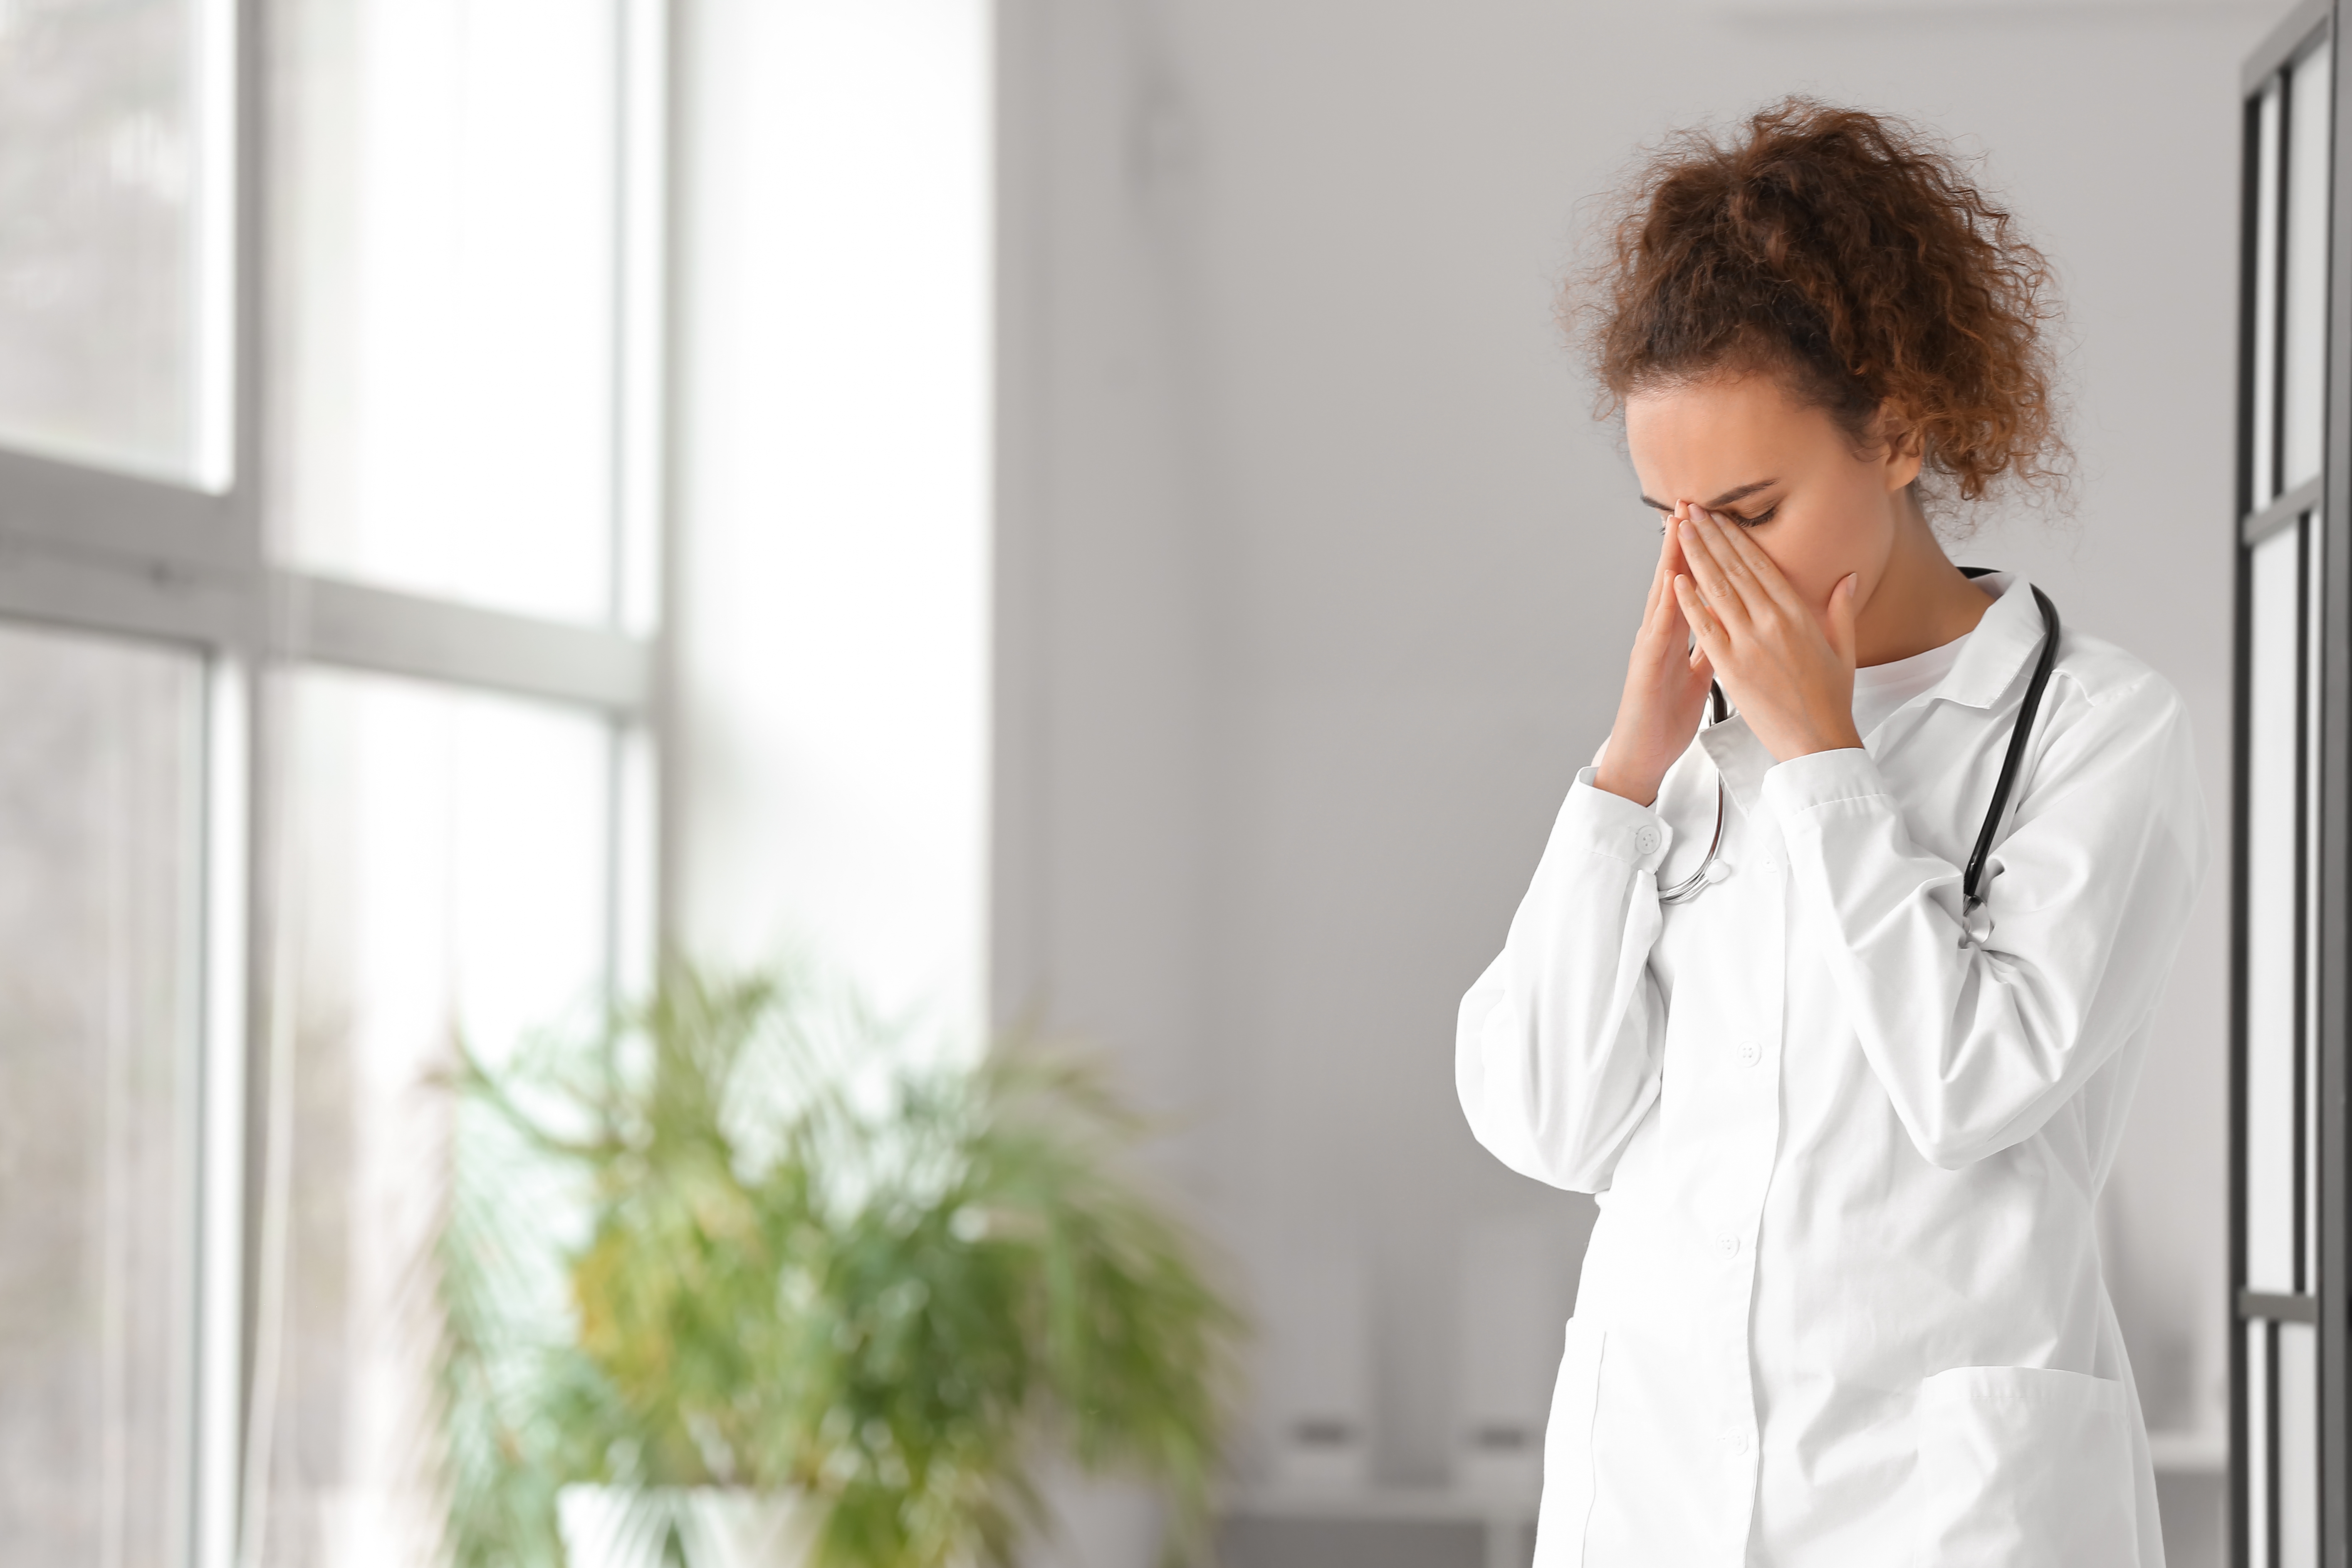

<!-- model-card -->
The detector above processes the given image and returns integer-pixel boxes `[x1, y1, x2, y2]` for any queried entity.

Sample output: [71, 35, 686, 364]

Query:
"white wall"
[998, 0, 2278, 1548]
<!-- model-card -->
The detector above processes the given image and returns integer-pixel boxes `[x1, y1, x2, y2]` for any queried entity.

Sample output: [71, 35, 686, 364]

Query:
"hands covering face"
[1592, 502, 1865, 808]
[1669, 504, 1864, 764]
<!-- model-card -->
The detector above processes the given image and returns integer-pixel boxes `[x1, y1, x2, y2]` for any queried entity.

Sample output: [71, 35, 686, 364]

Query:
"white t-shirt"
[1851, 633, 1970, 740]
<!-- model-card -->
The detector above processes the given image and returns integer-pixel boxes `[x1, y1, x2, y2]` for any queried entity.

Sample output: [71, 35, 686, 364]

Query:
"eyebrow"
[1637, 479, 1780, 513]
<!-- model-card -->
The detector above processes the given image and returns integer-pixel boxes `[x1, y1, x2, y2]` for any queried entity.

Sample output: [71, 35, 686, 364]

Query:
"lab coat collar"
[1694, 574, 2047, 813]
[1934, 572, 2049, 711]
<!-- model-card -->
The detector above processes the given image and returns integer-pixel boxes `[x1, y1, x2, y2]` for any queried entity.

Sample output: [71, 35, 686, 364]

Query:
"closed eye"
[1724, 505, 1779, 528]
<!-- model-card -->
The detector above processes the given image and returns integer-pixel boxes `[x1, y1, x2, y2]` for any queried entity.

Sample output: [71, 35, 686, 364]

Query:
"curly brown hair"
[1580, 98, 2066, 510]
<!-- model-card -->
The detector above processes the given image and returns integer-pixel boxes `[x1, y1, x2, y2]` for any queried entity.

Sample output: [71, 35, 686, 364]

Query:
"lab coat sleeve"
[1456, 766, 1677, 1192]
[1761, 672, 2209, 1170]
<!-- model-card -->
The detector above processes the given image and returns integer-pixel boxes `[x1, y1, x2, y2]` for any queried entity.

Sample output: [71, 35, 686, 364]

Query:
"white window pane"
[2279, 1320, 2320, 1568]
[2283, 42, 2331, 490]
[270, 0, 623, 623]
[2255, 78, 2283, 507]
[0, 0, 230, 486]
[2248, 1321, 2273, 1568]
[2246, 521, 2302, 1293]
[0, 622, 203, 1566]
[248, 670, 613, 1565]
[2258, 80, 2277, 503]
[2307, 516, 2326, 1293]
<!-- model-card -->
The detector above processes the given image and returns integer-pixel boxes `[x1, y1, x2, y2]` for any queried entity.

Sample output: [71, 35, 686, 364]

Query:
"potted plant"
[434, 967, 1242, 1568]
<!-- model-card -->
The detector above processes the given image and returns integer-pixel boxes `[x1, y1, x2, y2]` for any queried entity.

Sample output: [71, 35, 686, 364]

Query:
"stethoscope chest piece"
[1658, 833, 1731, 905]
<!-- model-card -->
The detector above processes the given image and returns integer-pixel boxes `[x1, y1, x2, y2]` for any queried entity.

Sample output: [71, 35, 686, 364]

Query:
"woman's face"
[1623, 372, 1923, 613]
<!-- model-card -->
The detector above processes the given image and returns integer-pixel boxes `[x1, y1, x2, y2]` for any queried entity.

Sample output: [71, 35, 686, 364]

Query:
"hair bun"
[1579, 97, 2067, 513]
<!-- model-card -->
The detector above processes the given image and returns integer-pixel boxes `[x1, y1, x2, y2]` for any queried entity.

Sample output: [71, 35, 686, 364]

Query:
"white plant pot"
[558, 1486, 819, 1568]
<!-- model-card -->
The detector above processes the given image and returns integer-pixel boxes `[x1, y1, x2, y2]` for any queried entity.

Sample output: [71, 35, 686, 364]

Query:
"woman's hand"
[1593, 514, 1717, 806]
[1670, 505, 1863, 762]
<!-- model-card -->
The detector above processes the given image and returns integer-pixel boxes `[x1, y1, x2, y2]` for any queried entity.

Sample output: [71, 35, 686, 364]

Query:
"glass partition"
[2238, 11, 2340, 1561]
[2284, 40, 2334, 492]
[2246, 520, 2303, 1300]
[2255, 77, 2283, 510]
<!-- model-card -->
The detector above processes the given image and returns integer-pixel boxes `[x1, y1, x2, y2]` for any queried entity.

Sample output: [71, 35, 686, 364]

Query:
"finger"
[1665, 502, 1699, 597]
[1705, 504, 1807, 615]
[1674, 576, 1725, 673]
[1827, 573, 1860, 669]
[1634, 540, 1677, 653]
[1673, 574, 1727, 663]
[1678, 513, 1754, 628]
[1654, 564, 1691, 644]
[1684, 507, 1753, 604]
[1663, 509, 1694, 578]
[1642, 520, 1677, 626]
[1689, 505, 1775, 616]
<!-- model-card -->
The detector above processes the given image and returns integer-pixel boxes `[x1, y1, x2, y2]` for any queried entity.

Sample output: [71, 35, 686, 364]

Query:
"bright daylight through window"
[0, 0, 1015, 1559]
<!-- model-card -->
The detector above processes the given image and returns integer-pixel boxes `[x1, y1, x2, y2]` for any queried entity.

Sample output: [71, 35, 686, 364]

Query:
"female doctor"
[1456, 101, 2207, 1567]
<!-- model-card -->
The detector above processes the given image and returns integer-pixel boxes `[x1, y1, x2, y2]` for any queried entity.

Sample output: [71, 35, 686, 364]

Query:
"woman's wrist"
[1592, 757, 1661, 807]
[1744, 700, 1863, 764]
[1776, 724, 1865, 761]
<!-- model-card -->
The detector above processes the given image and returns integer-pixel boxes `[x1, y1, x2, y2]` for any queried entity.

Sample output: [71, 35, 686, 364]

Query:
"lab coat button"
[1736, 1041, 1761, 1067]
[1714, 1232, 1740, 1258]
[1720, 1425, 1749, 1454]
[1633, 825, 1661, 856]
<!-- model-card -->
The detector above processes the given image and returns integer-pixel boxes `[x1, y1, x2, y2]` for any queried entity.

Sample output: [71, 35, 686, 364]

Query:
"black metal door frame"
[2236, 2, 2349, 1561]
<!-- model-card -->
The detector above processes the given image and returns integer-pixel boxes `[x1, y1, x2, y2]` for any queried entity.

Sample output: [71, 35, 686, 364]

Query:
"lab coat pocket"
[1911, 1365, 2137, 1568]
[1531, 1318, 1606, 1568]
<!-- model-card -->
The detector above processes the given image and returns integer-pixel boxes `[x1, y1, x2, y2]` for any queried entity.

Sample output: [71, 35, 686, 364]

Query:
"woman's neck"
[1852, 501, 1994, 668]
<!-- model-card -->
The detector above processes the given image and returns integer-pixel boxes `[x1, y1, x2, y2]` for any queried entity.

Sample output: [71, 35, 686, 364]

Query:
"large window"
[0, 0, 996, 1560]
[0, 1, 663, 1564]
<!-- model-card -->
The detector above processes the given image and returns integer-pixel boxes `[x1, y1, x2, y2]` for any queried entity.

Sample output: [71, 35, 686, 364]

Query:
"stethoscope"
[1658, 571, 2062, 949]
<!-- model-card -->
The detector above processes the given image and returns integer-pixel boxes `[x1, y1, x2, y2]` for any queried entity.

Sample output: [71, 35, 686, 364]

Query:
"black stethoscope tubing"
[1657, 572, 2063, 944]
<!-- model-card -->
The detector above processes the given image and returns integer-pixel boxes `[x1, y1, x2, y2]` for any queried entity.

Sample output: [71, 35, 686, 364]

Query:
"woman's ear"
[1877, 406, 1926, 492]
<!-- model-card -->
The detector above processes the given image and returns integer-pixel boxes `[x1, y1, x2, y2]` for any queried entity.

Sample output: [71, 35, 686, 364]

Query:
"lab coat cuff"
[1758, 747, 1891, 819]
[1562, 767, 1674, 870]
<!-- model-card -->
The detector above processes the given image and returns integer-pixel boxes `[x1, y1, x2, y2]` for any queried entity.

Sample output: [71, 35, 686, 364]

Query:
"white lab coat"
[1457, 575, 2209, 1568]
